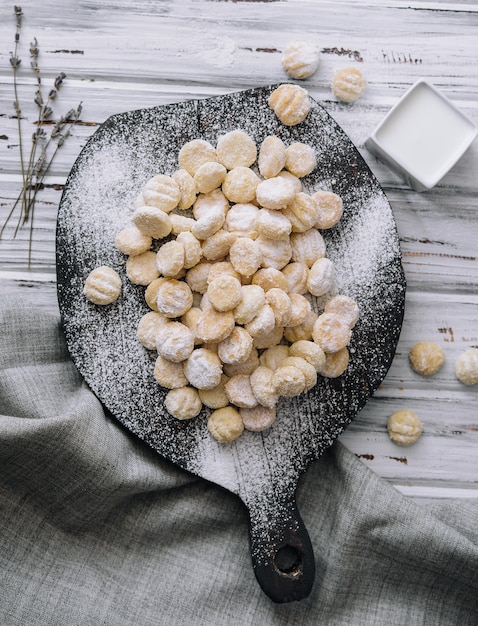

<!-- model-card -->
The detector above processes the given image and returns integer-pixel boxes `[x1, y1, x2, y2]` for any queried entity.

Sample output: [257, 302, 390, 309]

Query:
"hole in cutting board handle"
[248, 497, 315, 603]
[273, 544, 303, 577]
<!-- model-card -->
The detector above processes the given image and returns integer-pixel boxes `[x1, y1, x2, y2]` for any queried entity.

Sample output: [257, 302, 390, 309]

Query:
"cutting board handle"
[248, 497, 315, 603]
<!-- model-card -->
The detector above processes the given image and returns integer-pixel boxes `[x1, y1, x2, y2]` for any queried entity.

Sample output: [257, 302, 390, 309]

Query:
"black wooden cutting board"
[56, 85, 405, 603]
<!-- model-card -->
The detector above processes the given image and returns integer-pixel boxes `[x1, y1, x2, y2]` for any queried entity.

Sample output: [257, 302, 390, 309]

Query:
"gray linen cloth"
[1, 294, 477, 626]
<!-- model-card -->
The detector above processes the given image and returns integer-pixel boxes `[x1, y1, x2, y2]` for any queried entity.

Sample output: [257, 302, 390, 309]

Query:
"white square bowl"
[365, 79, 477, 191]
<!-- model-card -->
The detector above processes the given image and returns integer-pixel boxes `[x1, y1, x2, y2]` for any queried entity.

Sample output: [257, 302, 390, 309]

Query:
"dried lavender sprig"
[25, 102, 83, 267]
[10, 6, 26, 215]
[25, 34, 64, 219]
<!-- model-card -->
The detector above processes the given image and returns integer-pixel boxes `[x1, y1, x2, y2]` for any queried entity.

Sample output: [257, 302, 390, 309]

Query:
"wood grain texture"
[1, 0, 477, 503]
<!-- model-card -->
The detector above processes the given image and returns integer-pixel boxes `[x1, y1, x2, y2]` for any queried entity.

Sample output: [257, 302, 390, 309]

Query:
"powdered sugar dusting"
[56, 86, 405, 572]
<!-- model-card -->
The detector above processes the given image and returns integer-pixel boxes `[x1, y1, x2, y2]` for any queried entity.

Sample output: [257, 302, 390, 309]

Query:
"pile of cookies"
[85, 125, 360, 443]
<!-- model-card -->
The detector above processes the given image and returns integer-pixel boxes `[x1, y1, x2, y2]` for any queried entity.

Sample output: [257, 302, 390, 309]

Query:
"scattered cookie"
[387, 409, 422, 446]
[282, 40, 320, 79]
[409, 341, 445, 376]
[331, 67, 367, 103]
[454, 348, 478, 385]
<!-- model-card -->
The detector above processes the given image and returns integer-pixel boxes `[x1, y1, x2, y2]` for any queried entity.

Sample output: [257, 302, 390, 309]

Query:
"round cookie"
[387, 409, 422, 446]
[282, 40, 320, 80]
[454, 348, 478, 385]
[84, 266, 121, 305]
[409, 341, 445, 376]
[268, 84, 311, 126]
[332, 67, 367, 103]
[207, 406, 244, 443]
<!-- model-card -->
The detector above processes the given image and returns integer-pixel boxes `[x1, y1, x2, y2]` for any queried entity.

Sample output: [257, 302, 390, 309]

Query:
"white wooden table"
[1, 0, 477, 503]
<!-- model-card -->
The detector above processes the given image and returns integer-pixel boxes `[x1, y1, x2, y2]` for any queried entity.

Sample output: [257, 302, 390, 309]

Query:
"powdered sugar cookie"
[153, 354, 188, 389]
[307, 257, 335, 297]
[409, 341, 445, 377]
[201, 229, 236, 261]
[84, 266, 122, 305]
[194, 161, 227, 194]
[273, 364, 306, 397]
[184, 348, 223, 390]
[207, 261, 241, 285]
[115, 226, 152, 256]
[282, 356, 317, 391]
[229, 237, 262, 277]
[256, 176, 295, 211]
[216, 130, 257, 169]
[126, 251, 159, 286]
[156, 279, 193, 318]
[165, 387, 202, 420]
[289, 339, 326, 372]
[324, 294, 359, 328]
[256, 234, 292, 270]
[218, 326, 254, 364]
[225, 374, 258, 409]
[222, 167, 260, 204]
[156, 322, 195, 363]
[285, 143, 317, 178]
[252, 325, 284, 350]
[250, 366, 279, 408]
[252, 267, 289, 293]
[195, 308, 235, 344]
[319, 347, 349, 378]
[282, 262, 309, 294]
[156, 240, 185, 277]
[141, 174, 181, 213]
[245, 303, 276, 337]
[198, 374, 230, 409]
[258, 136, 287, 179]
[144, 277, 167, 311]
[332, 67, 367, 103]
[178, 139, 218, 176]
[233, 284, 266, 325]
[265, 288, 292, 327]
[282, 40, 320, 80]
[176, 231, 202, 269]
[283, 309, 318, 343]
[136, 311, 169, 350]
[312, 312, 351, 353]
[287, 292, 311, 327]
[185, 261, 212, 294]
[276, 170, 302, 194]
[191, 206, 225, 240]
[132, 205, 172, 239]
[207, 275, 243, 312]
[387, 409, 422, 446]
[454, 348, 478, 385]
[207, 406, 244, 443]
[282, 193, 319, 233]
[255, 208, 292, 240]
[223, 347, 260, 377]
[170, 213, 195, 235]
[268, 84, 311, 126]
[290, 229, 326, 267]
[259, 344, 290, 371]
[193, 188, 229, 220]
[172, 168, 198, 210]
[224, 203, 259, 238]
[312, 191, 344, 229]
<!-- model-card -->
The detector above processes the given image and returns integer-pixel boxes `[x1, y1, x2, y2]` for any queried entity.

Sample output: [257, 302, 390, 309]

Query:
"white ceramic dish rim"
[366, 78, 477, 191]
